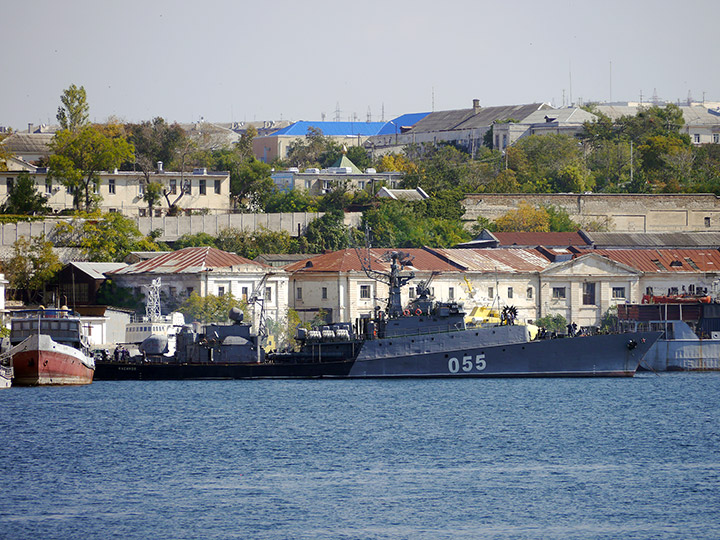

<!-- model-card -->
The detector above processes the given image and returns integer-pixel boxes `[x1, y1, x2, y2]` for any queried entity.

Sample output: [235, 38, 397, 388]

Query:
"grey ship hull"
[95, 327, 661, 380]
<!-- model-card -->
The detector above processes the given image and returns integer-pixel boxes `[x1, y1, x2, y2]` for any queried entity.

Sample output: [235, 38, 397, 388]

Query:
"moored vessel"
[619, 299, 720, 371]
[8, 309, 95, 386]
[95, 251, 661, 380]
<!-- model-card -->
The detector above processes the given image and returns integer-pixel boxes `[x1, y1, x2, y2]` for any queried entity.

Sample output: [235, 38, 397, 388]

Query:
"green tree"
[53, 211, 162, 262]
[346, 146, 371, 170]
[56, 83, 89, 133]
[263, 188, 318, 213]
[4, 236, 61, 302]
[304, 210, 350, 252]
[179, 292, 248, 324]
[2, 171, 51, 214]
[544, 205, 579, 232]
[285, 127, 342, 169]
[143, 181, 164, 215]
[49, 120, 134, 211]
[174, 232, 218, 249]
[533, 313, 568, 333]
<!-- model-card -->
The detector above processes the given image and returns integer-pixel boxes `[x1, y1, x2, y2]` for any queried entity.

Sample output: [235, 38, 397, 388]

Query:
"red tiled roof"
[284, 248, 462, 274]
[591, 249, 720, 273]
[493, 231, 589, 247]
[109, 247, 269, 275]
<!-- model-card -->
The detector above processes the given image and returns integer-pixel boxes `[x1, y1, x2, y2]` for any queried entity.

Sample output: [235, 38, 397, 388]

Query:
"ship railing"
[378, 322, 467, 340]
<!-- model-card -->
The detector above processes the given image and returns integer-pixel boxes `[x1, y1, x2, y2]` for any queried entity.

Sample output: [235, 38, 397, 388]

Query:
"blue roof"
[272, 121, 387, 137]
[376, 112, 431, 135]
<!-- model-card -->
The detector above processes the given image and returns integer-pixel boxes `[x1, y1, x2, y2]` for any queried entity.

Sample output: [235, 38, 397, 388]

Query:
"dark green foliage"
[533, 313, 568, 333]
[2, 172, 51, 214]
[96, 278, 145, 311]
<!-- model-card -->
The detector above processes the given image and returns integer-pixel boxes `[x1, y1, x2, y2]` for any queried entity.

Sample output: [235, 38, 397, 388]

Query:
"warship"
[95, 251, 661, 380]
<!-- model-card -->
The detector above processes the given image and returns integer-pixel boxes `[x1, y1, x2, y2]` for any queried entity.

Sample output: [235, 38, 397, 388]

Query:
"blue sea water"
[1, 374, 719, 540]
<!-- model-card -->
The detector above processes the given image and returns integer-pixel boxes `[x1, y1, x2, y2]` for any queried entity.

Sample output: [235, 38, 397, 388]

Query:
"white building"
[107, 247, 289, 331]
[0, 166, 231, 217]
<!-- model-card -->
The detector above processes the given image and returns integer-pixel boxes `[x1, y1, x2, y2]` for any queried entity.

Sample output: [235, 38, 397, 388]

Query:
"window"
[645, 287, 654, 296]
[583, 282, 596, 305]
[242, 287, 249, 300]
[184, 180, 191, 194]
[170, 179, 177, 194]
[305, 179, 312, 190]
[360, 285, 371, 299]
[218, 286, 225, 296]
[139, 182, 145, 196]
[296, 287, 302, 300]
[321, 287, 327, 300]
[488, 286, 494, 298]
[669, 287, 679, 296]
[214, 180, 221, 194]
[169, 287, 177, 297]
[199, 179, 206, 195]
[45, 180, 52, 194]
[705, 217, 711, 228]
[714, 134, 719, 144]
[186, 287, 194, 296]
[358, 181, 366, 189]
[526, 287, 533, 299]
[495, 134, 500, 148]
[448, 287, 454, 300]
[139, 208, 147, 217]
[694, 134, 701, 143]
[552, 287, 566, 299]
[409, 287, 416, 299]
[507, 287, 513, 299]
[502, 134, 507, 148]
[265, 287, 272, 302]
[6, 178, 13, 192]
[108, 178, 115, 194]
[612, 287, 626, 299]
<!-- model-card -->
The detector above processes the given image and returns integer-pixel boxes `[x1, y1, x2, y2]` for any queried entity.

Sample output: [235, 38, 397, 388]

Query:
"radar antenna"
[144, 278, 162, 322]
[352, 225, 415, 317]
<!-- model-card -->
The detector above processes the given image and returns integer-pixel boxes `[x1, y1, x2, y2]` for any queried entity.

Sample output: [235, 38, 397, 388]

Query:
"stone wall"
[0, 212, 364, 246]
[462, 193, 720, 232]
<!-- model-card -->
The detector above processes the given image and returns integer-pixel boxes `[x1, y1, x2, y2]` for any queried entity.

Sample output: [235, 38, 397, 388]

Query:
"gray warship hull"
[95, 325, 661, 380]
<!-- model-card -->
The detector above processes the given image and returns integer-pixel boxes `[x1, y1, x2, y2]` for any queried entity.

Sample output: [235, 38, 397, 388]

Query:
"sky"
[3, 0, 719, 130]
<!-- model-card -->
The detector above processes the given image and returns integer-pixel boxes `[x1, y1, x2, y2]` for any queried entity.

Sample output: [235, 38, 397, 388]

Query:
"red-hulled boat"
[9, 309, 95, 386]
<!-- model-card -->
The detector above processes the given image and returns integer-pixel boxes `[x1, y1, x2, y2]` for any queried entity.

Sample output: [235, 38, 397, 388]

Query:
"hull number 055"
[448, 354, 486, 374]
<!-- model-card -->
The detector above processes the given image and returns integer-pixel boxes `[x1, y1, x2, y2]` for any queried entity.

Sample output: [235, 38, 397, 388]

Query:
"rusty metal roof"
[430, 248, 552, 273]
[583, 231, 720, 249]
[285, 248, 463, 274]
[109, 247, 270, 275]
[592, 249, 720, 273]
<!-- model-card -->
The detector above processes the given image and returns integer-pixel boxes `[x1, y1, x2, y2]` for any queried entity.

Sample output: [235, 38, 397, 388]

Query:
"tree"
[544, 205, 579, 232]
[53, 211, 162, 262]
[304, 210, 350, 252]
[56, 84, 89, 133]
[285, 127, 342, 169]
[533, 313, 567, 333]
[215, 227, 300, 259]
[174, 232, 218, 249]
[49, 91, 134, 211]
[494, 202, 551, 232]
[179, 292, 248, 324]
[2, 171, 51, 214]
[143, 181, 164, 215]
[4, 236, 61, 302]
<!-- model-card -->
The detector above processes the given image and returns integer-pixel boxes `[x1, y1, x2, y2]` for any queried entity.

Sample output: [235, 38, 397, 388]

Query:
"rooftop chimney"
[472, 99, 481, 112]
[157, 161, 163, 172]
[28, 123, 34, 133]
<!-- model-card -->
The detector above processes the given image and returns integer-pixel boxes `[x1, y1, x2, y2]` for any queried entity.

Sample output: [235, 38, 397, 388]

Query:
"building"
[594, 103, 720, 145]
[254, 121, 388, 163]
[271, 154, 402, 196]
[283, 248, 466, 324]
[53, 262, 128, 306]
[0, 166, 231, 217]
[107, 246, 289, 331]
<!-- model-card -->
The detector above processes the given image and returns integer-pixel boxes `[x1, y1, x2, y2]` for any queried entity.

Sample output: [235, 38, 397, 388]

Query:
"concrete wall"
[0, 212, 363, 246]
[462, 193, 720, 232]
